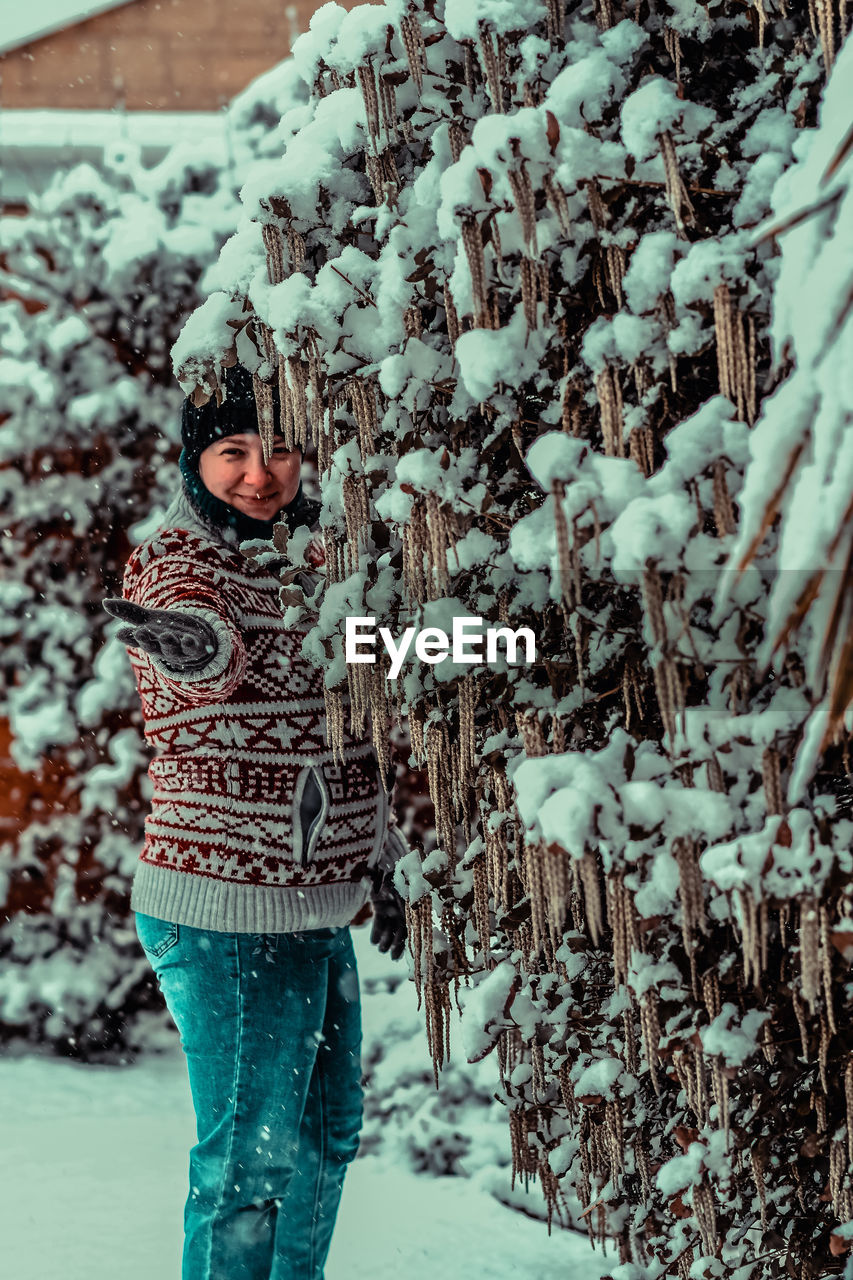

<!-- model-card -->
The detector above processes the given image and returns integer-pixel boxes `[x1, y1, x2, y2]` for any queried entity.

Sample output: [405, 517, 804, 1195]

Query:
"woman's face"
[198, 433, 301, 520]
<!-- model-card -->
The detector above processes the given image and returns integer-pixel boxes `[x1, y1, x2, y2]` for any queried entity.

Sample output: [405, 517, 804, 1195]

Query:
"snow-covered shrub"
[172, 0, 853, 1273]
[723, 33, 853, 783]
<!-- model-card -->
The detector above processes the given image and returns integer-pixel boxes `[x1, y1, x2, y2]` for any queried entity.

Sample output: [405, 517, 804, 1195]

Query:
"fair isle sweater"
[124, 487, 388, 933]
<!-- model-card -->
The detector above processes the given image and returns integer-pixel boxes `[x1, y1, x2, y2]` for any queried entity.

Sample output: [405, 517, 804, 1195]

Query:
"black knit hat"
[181, 363, 287, 466]
[179, 363, 314, 543]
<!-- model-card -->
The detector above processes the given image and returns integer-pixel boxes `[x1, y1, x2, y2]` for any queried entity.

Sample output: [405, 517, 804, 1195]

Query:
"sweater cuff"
[375, 823, 409, 878]
[145, 605, 234, 685]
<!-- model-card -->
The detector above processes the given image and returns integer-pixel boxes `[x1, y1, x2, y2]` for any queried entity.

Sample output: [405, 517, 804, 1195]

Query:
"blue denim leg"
[135, 914, 363, 1280]
[270, 930, 363, 1280]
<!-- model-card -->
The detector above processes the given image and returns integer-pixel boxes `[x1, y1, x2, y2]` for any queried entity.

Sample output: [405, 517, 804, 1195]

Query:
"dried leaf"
[545, 109, 560, 154]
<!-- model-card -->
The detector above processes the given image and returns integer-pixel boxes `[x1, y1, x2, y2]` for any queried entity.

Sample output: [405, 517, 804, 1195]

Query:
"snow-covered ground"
[0, 927, 607, 1280]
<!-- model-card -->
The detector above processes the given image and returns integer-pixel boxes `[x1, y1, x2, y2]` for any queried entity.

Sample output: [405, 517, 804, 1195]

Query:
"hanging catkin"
[368, 662, 392, 783]
[406, 895, 424, 1007]
[408, 698, 426, 766]
[444, 284, 461, 347]
[252, 371, 276, 461]
[751, 1147, 768, 1228]
[792, 989, 810, 1060]
[818, 1013, 831, 1095]
[594, 0, 615, 30]
[472, 854, 492, 963]
[628, 424, 654, 476]
[800, 895, 822, 1010]
[448, 121, 466, 164]
[820, 904, 837, 1033]
[542, 842, 571, 943]
[663, 24, 683, 78]
[478, 24, 503, 112]
[596, 367, 625, 457]
[622, 1006, 639, 1075]
[633, 1127, 653, 1201]
[342, 473, 366, 570]
[538, 1157, 569, 1231]
[605, 245, 626, 308]
[586, 180, 607, 231]
[639, 989, 662, 1094]
[607, 871, 636, 987]
[261, 223, 285, 285]
[520, 257, 538, 331]
[543, 171, 571, 233]
[526, 841, 548, 960]
[322, 523, 340, 586]
[507, 165, 538, 255]
[424, 490, 452, 592]
[579, 850, 604, 945]
[546, 0, 566, 43]
[815, 0, 836, 68]
[457, 672, 477, 786]
[508, 1108, 528, 1187]
[710, 1054, 730, 1133]
[761, 745, 783, 815]
[323, 685, 346, 766]
[829, 1135, 846, 1216]
[514, 708, 548, 757]
[712, 460, 736, 536]
[550, 709, 567, 753]
[659, 130, 695, 237]
[706, 753, 725, 793]
[357, 62, 381, 147]
[403, 304, 422, 339]
[403, 497, 429, 604]
[348, 376, 377, 458]
[286, 356, 310, 449]
[674, 836, 705, 993]
[277, 353, 295, 450]
[844, 1057, 853, 1167]
[484, 822, 509, 914]
[713, 283, 754, 423]
[738, 887, 763, 989]
[347, 654, 369, 738]
[378, 73, 400, 145]
[399, 12, 426, 92]
[426, 719, 455, 853]
[285, 226, 306, 271]
[693, 1180, 718, 1255]
[305, 330, 324, 447]
[461, 217, 488, 326]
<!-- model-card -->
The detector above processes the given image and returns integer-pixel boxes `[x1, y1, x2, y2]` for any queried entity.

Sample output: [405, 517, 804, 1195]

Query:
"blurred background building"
[0, 0, 332, 205]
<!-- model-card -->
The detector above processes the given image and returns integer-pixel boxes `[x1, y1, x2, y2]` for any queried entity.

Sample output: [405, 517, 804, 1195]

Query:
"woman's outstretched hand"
[103, 598, 218, 672]
[369, 871, 408, 962]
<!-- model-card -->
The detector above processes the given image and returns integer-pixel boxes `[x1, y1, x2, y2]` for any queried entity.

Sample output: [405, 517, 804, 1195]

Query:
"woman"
[104, 364, 407, 1280]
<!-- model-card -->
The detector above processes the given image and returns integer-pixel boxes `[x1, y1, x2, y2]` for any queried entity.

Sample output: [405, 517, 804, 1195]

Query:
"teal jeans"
[135, 913, 363, 1280]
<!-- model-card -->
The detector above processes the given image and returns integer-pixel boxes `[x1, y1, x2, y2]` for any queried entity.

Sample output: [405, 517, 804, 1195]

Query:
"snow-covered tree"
[172, 1, 853, 1273]
[0, 62, 309, 1055]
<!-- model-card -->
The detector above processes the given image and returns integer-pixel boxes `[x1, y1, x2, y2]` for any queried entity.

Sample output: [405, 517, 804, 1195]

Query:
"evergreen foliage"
[173, 1, 853, 1274]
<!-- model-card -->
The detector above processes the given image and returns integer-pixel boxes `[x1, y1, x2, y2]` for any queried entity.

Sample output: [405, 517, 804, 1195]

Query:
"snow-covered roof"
[0, 0, 136, 56]
[0, 109, 227, 201]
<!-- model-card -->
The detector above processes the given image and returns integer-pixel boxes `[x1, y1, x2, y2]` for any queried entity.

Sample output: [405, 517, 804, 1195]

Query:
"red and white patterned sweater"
[123, 490, 388, 933]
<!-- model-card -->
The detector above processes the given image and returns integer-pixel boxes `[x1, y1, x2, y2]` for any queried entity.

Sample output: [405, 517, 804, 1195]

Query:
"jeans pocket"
[135, 912, 180, 959]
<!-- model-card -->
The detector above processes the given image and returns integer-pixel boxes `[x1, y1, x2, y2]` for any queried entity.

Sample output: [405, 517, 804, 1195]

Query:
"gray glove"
[370, 871, 407, 961]
[369, 825, 409, 962]
[103, 597, 218, 672]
